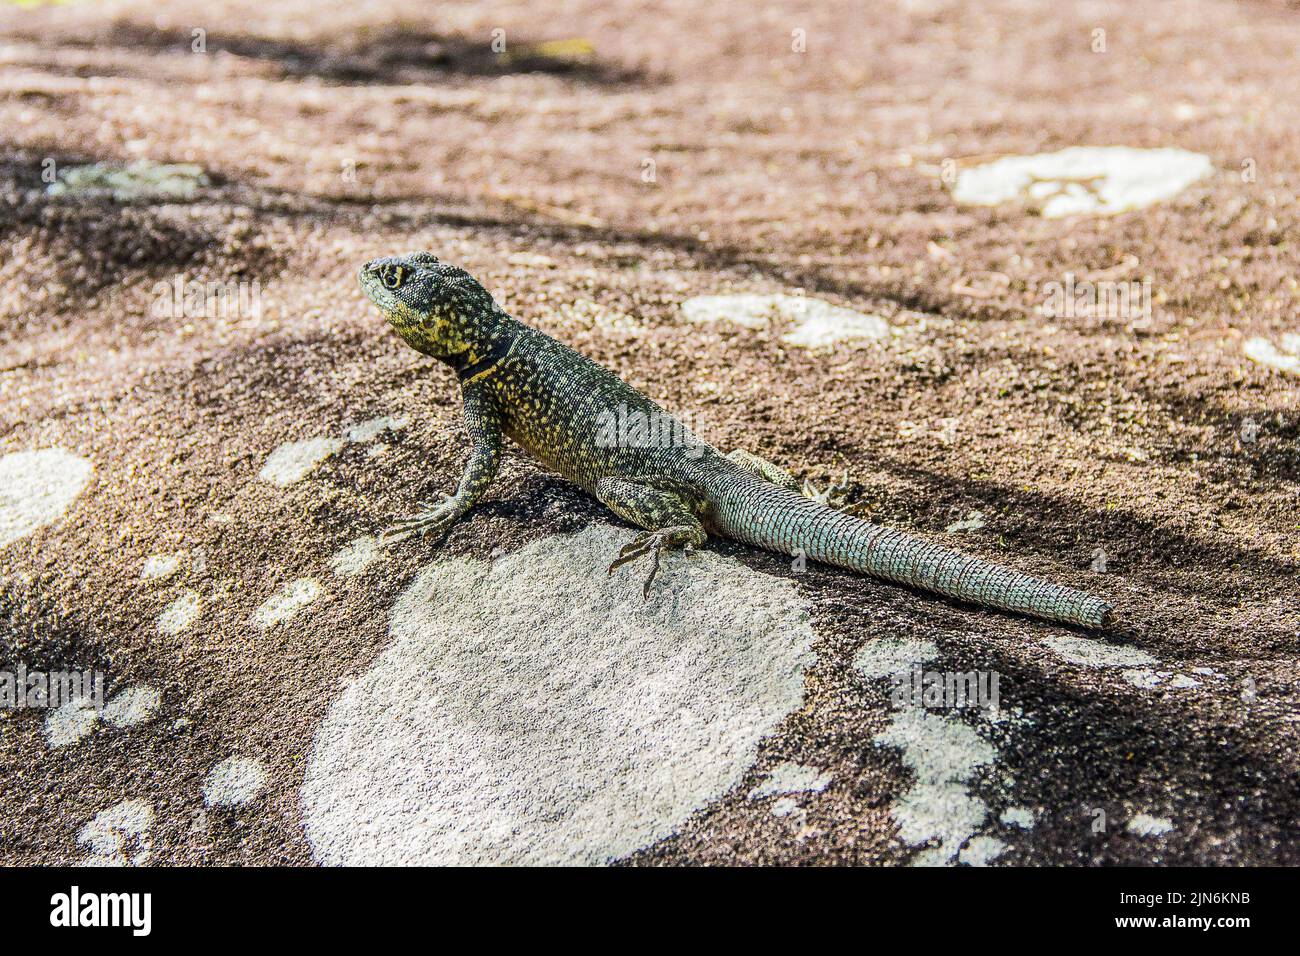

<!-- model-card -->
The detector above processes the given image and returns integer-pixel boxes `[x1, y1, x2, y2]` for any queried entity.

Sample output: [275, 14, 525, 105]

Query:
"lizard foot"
[607, 530, 698, 599]
[802, 469, 851, 509]
[380, 495, 458, 545]
[607, 532, 666, 598]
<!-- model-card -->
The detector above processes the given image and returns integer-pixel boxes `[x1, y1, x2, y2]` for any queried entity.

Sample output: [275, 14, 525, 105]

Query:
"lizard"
[358, 252, 1114, 629]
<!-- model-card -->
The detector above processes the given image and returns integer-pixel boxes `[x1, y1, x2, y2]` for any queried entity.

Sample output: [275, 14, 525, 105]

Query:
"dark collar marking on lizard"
[452, 328, 519, 383]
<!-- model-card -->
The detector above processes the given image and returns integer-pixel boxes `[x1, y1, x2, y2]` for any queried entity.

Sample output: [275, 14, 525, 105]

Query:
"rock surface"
[0, 0, 1296, 866]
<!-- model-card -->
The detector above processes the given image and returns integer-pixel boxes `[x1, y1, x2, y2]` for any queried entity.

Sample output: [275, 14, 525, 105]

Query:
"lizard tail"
[704, 474, 1113, 628]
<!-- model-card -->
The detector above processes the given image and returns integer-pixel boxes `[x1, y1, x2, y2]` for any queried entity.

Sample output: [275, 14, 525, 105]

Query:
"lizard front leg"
[383, 386, 503, 544]
[597, 477, 707, 598]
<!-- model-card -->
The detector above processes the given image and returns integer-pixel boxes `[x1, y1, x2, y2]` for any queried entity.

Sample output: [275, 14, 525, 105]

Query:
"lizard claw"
[607, 531, 666, 598]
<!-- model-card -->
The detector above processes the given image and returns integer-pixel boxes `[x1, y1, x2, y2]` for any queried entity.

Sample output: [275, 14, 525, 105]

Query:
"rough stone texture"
[0, 0, 1297, 866]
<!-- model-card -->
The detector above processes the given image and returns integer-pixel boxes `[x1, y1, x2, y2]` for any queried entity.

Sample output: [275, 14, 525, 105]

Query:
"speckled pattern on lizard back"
[359, 253, 1114, 628]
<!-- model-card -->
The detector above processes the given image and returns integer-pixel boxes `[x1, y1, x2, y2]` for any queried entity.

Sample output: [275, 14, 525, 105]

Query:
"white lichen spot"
[344, 416, 409, 443]
[141, 553, 182, 581]
[1001, 806, 1035, 829]
[45, 696, 102, 748]
[0, 449, 93, 549]
[48, 161, 208, 201]
[951, 147, 1213, 218]
[203, 756, 269, 808]
[1044, 635, 1180, 691]
[1243, 334, 1300, 375]
[1127, 813, 1175, 837]
[876, 707, 997, 866]
[682, 294, 887, 348]
[158, 589, 201, 636]
[770, 797, 802, 818]
[683, 294, 790, 329]
[301, 522, 816, 865]
[257, 437, 344, 486]
[853, 636, 939, 681]
[101, 685, 161, 729]
[1042, 635, 1157, 669]
[748, 762, 833, 799]
[946, 511, 986, 533]
[558, 298, 644, 336]
[78, 799, 153, 866]
[779, 300, 891, 348]
[329, 536, 382, 577]
[958, 834, 1007, 866]
[986, 704, 1033, 728]
[253, 578, 322, 629]
[1123, 670, 1164, 689]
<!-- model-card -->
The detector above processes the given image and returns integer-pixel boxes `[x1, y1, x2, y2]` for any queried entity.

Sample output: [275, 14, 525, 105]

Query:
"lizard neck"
[391, 305, 519, 370]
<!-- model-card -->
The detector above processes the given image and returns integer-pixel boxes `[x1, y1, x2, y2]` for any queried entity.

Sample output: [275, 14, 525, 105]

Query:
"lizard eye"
[381, 265, 407, 290]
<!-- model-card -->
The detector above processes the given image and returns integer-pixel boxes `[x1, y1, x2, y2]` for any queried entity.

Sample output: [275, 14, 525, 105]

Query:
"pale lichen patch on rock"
[958, 834, 1007, 866]
[157, 589, 201, 636]
[876, 706, 1000, 866]
[257, 438, 345, 486]
[203, 756, 269, 808]
[47, 161, 208, 201]
[45, 697, 101, 749]
[946, 511, 986, 533]
[45, 684, 161, 748]
[344, 416, 409, 443]
[301, 522, 816, 865]
[858, 636, 1006, 866]
[1042, 635, 1200, 692]
[748, 761, 833, 799]
[258, 413, 408, 486]
[253, 578, 322, 629]
[101, 685, 161, 729]
[770, 797, 802, 818]
[141, 553, 183, 581]
[78, 799, 153, 866]
[1044, 636, 1157, 670]
[0, 449, 93, 549]
[1243, 334, 1300, 375]
[1001, 806, 1036, 829]
[329, 536, 382, 577]
[853, 636, 939, 681]
[681, 293, 888, 348]
[951, 147, 1213, 218]
[1126, 813, 1175, 837]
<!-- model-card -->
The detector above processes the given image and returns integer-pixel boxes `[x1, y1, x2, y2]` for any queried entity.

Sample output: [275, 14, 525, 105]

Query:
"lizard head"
[359, 252, 502, 361]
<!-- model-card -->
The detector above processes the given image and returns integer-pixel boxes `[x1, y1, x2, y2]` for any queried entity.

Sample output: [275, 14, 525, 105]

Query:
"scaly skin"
[359, 253, 1114, 628]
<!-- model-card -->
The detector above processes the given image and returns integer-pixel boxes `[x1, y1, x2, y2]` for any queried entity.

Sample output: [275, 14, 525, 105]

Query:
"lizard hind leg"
[726, 448, 801, 492]
[596, 477, 707, 598]
[728, 447, 853, 510]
